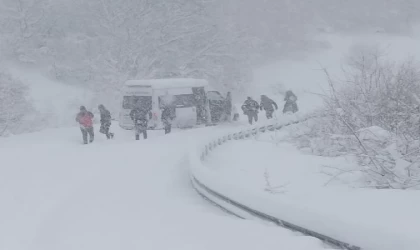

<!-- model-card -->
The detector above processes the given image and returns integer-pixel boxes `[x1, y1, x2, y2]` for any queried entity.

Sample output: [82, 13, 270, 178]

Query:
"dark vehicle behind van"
[207, 91, 226, 123]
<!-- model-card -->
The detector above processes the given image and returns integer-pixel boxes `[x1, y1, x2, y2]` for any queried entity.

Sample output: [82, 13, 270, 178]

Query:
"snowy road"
[0, 125, 327, 250]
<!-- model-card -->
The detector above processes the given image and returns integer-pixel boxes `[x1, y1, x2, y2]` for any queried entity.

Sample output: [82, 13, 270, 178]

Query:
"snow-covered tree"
[292, 50, 420, 189]
[0, 71, 33, 135]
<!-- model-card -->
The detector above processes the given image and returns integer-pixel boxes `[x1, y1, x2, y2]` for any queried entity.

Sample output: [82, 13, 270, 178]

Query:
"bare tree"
[314, 51, 420, 189]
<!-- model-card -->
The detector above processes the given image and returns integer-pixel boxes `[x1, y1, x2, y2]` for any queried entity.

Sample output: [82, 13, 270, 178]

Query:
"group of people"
[75, 101, 176, 143]
[75, 90, 298, 143]
[75, 105, 114, 144]
[241, 90, 298, 125]
[129, 101, 176, 141]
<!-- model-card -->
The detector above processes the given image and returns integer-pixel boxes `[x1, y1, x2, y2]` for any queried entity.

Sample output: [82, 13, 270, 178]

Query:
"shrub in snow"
[282, 52, 420, 189]
[285, 118, 420, 189]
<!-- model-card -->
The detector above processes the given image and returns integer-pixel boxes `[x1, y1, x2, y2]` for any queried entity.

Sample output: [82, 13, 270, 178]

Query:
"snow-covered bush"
[283, 52, 420, 189]
[0, 71, 34, 136]
[283, 117, 420, 189]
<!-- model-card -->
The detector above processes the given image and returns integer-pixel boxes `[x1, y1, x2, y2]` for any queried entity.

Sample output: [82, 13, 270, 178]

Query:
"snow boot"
[135, 134, 140, 140]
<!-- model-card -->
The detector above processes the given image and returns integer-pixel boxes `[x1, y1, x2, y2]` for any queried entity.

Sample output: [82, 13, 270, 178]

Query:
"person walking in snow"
[232, 105, 239, 121]
[161, 103, 176, 134]
[98, 104, 114, 139]
[241, 96, 260, 125]
[76, 106, 94, 144]
[223, 91, 233, 122]
[260, 95, 278, 119]
[283, 90, 298, 114]
[130, 103, 152, 140]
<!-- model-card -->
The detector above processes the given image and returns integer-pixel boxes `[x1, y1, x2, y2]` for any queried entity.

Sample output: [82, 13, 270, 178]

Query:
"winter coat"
[99, 108, 112, 125]
[225, 92, 233, 114]
[130, 108, 152, 129]
[284, 91, 297, 102]
[241, 99, 259, 113]
[283, 101, 298, 113]
[76, 111, 94, 128]
[260, 95, 278, 111]
[161, 105, 176, 125]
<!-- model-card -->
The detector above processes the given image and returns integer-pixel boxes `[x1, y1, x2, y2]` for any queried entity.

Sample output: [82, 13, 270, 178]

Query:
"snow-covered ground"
[0, 123, 329, 250]
[203, 127, 420, 250]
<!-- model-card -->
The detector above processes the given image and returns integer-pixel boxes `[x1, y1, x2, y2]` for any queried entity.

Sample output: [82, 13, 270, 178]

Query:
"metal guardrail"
[190, 118, 362, 250]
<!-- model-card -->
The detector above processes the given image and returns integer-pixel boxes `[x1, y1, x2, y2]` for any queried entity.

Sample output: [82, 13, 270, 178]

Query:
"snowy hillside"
[252, 32, 420, 113]
[7, 65, 94, 127]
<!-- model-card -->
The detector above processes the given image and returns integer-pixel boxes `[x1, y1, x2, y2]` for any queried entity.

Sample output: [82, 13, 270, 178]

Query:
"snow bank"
[356, 126, 392, 141]
[190, 119, 420, 250]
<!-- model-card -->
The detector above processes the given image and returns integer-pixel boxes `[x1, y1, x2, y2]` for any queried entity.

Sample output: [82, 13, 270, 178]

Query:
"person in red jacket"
[75, 106, 94, 144]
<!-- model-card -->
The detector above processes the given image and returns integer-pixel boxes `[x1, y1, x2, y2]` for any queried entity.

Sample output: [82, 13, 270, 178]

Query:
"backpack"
[131, 109, 149, 128]
[135, 118, 148, 126]
[79, 113, 93, 127]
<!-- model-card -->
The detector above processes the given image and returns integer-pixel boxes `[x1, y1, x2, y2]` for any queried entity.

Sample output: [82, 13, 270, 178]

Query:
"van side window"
[159, 94, 196, 108]
[123, 96, 152, 110]
[175, 94, 196, 107]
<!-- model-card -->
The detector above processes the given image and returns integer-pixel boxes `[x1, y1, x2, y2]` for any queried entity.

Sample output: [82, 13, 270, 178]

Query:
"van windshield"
[159, 94, 196, 108]
[123, 96, 152, 110]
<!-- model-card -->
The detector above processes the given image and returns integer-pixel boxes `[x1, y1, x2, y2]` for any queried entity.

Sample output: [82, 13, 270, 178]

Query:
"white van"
[119, 78, 211, 130]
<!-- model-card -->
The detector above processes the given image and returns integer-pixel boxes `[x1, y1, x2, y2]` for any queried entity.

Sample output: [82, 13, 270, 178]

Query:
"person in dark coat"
[161, 103, 176, 134]
[283, 90, 298, 114]
[241, 97, 260, 125]
[232, 105, 239, 121]
[98, 104, 114, 139]
[260, 95, 278, 119]
[130, 104, 152, 140]
[75, 106, 94, 144]
[224, 92, 233, 122]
